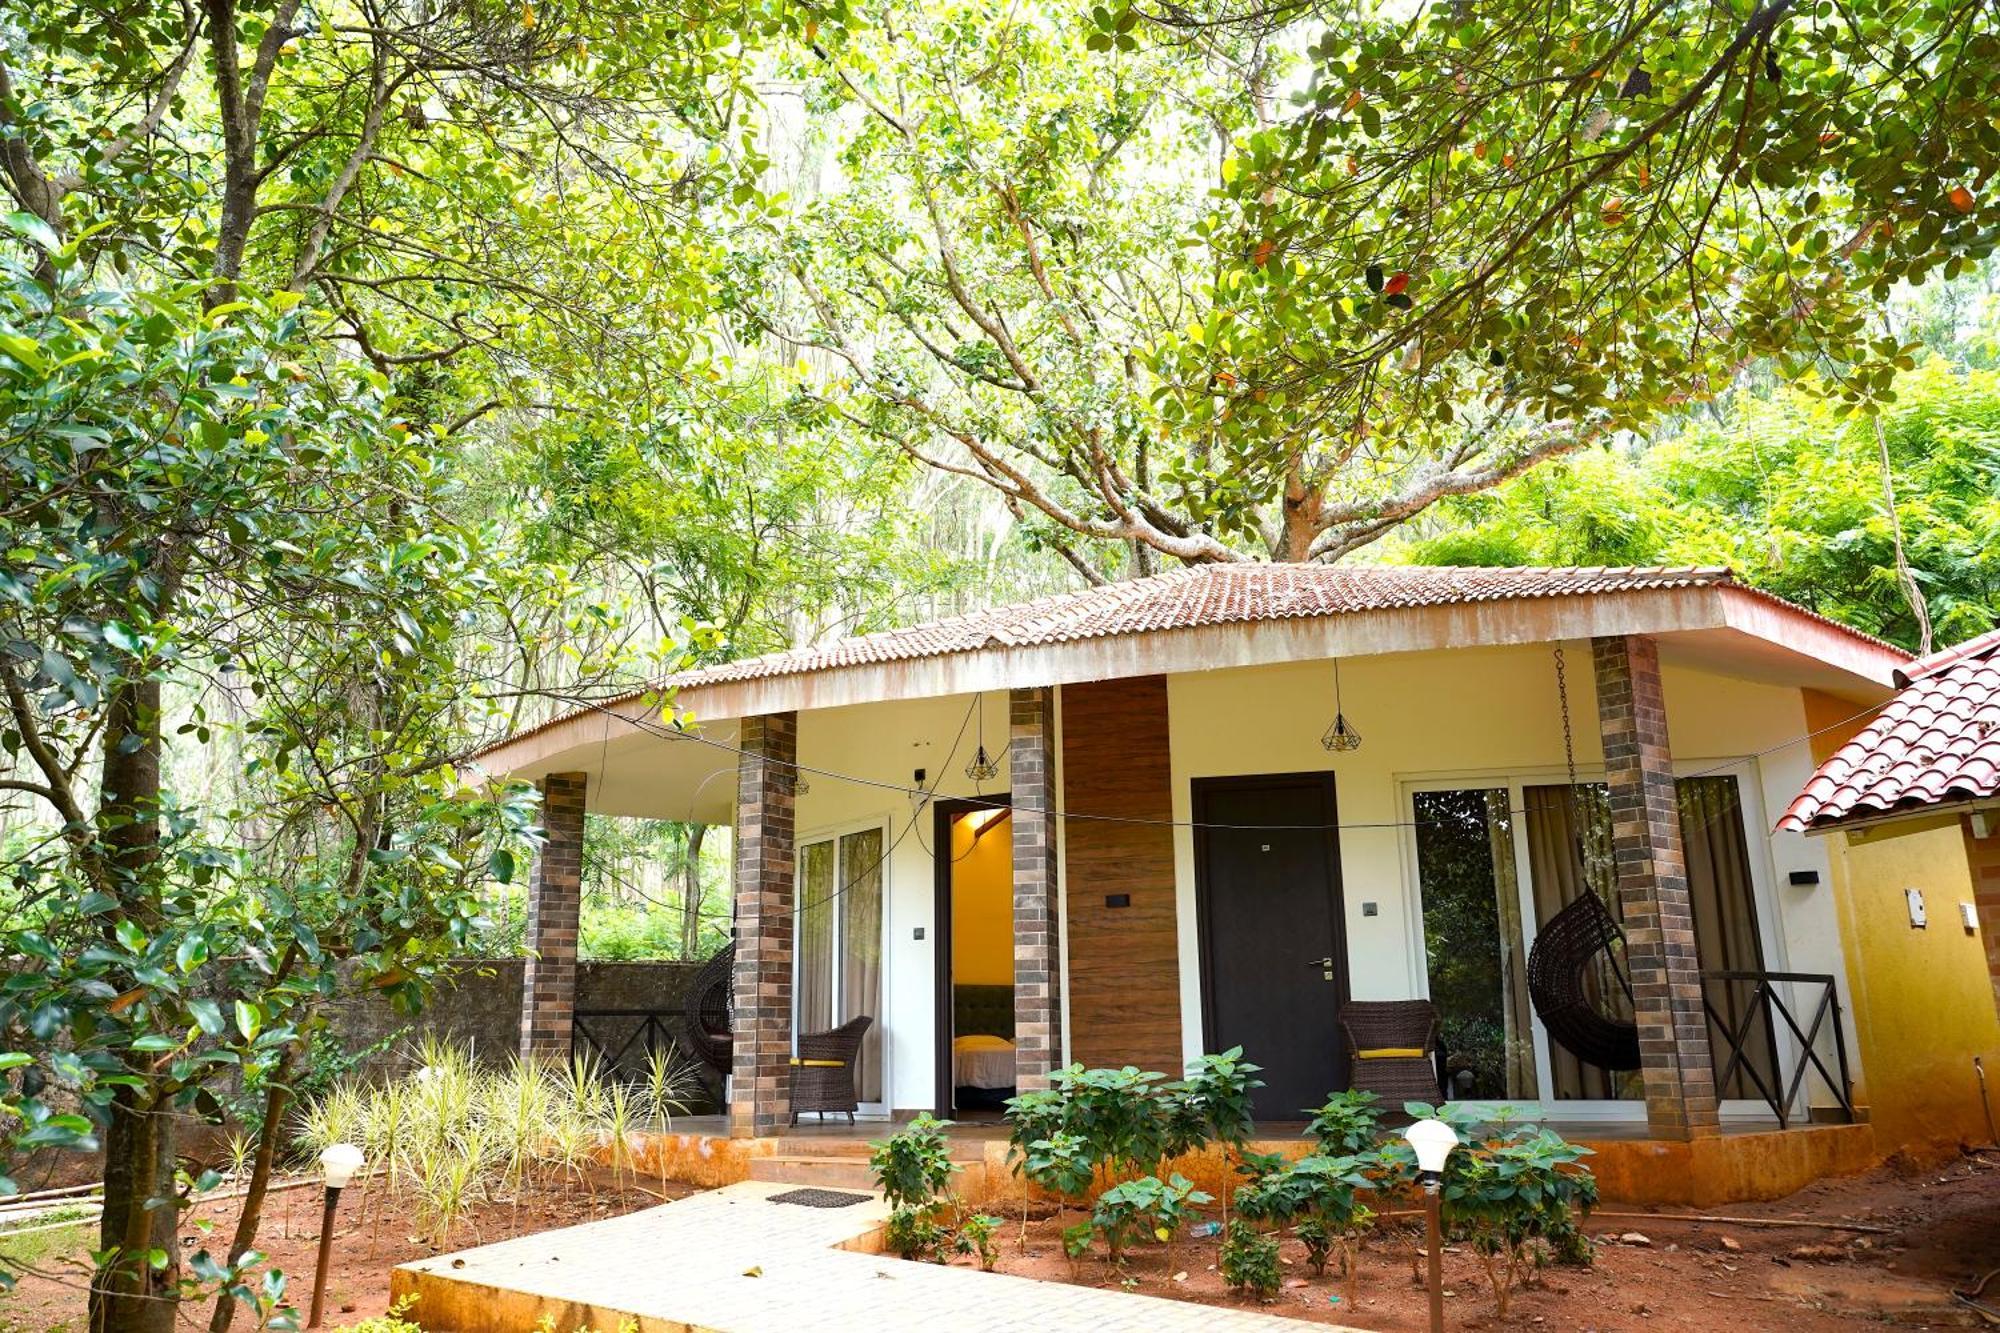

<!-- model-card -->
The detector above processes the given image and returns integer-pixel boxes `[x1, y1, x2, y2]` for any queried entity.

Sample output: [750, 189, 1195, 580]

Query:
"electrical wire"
[514, 677, 1890, 925]
[540, 685, 1887, 836]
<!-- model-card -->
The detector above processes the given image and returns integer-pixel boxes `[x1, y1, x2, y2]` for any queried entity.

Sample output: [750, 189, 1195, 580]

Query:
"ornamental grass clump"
[292, 1036, 700, 1250]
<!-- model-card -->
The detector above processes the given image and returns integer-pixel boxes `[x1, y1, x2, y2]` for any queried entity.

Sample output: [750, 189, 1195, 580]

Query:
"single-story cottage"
[474, 563, 1990, 1198]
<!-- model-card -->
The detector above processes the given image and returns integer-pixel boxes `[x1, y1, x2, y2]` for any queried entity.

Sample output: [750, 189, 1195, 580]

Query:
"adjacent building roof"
[1779, 627, 2000, 832]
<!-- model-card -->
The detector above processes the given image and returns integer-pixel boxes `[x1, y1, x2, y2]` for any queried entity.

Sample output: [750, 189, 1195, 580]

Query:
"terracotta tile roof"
[1778, 627, 2000, 831]
[664, 563, 1740, 689]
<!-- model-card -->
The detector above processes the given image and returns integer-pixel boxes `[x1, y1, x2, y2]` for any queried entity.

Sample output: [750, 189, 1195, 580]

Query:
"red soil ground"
[3, 1152, 1992, 1330]
[0, 1169, 683, 1333]
[974, 1150, 1999, 1330]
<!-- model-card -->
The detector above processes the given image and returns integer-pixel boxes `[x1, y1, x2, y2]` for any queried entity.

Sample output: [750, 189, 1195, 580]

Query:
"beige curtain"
[1483, 791, 1539, 1100]
[838, 827, 885, 1103]
[1526, 778, 1774, 1102]
[1523, 784, 1637, 1100]
[796, 839, 835, 1038]
[1678, 777, 1776, 1101]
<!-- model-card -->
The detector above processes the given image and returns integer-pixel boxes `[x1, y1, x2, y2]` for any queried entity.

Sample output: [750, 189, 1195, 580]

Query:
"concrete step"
[771, 1135, 988, 1162]
[747, 1155, 883, 1190]
[771, 1136, 880, 1159]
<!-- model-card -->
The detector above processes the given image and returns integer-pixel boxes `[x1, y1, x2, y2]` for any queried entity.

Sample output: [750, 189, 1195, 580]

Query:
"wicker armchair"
[682, 944, 735, 1076]
[789, 1015, 874, 1123]
[1339, 999, 1446, 1109]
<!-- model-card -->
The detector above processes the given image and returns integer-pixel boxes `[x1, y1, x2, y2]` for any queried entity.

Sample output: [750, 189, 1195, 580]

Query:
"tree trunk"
[92, 675, 180, 1333]
[207, 1047, 296, 1333]
[679, 822, 708, 959]
[92, 1086, 179, 1333]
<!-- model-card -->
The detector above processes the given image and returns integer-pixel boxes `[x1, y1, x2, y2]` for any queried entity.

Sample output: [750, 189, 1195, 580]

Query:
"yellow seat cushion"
[789, 1058, 847, 1068]
[1356, 1047, 1427, 1060]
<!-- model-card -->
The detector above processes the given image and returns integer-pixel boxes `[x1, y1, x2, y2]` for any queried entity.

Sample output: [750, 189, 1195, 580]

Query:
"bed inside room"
[947, 808, 1016, 1113]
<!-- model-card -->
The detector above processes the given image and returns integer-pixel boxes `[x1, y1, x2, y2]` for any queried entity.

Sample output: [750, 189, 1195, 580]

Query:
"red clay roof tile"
[660, 564, 1742, 690]
[1779, 630, 2000, 830]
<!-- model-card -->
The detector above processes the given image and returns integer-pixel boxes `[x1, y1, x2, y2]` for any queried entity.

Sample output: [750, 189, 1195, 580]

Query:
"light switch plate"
[1964, 901, 1980, 933]
[913, 926, 926, 940]
[1905, 887, 1927, 928]
[1361, 901, 1378, 917]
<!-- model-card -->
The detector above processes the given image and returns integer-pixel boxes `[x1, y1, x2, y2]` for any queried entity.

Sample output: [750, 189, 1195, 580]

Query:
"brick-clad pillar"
[520, 771, 587, 1062]
[1010, 687, 1064, 1091]
[730, 713, 797, 1137]
[1592, 636, 1720, 1140]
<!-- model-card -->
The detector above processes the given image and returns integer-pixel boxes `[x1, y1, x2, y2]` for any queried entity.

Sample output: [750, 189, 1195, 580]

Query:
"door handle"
[1305, 955, 1336, 980]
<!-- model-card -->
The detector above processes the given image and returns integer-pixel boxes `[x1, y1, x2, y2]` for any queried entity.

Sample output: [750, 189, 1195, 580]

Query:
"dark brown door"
[1194, 773, 1348, 1122]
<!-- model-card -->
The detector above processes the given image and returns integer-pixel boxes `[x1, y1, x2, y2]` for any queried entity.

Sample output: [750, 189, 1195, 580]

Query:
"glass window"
[1413, 789, 1538, 1100]
[1521, 777, 1774, 1101]
[794, 826, 886, 1104]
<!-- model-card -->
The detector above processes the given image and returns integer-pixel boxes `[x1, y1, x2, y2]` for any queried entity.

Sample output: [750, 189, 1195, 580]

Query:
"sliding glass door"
[1411, 789, 1538, 1100]
[1410, 770, 1779, 1111]
[795, 824, 886, 1106]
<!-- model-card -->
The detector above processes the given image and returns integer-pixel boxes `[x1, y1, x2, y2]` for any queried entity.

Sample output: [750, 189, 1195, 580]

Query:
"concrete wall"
[326, 959, 699, 1080]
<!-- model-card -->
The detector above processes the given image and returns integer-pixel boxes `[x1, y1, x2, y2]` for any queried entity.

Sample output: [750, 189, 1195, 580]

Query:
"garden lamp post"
[1403, 1117, 1460, 1333]
[308, 1142, 364, 1329]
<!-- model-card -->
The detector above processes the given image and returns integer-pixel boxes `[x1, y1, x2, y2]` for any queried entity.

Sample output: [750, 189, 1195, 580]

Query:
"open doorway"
[932, 798, 1014, 1117]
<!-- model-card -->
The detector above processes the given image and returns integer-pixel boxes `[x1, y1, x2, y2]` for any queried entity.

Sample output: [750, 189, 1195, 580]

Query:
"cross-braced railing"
[572, 1006, 687, 1081]
[1699, 970, 1855, 1128]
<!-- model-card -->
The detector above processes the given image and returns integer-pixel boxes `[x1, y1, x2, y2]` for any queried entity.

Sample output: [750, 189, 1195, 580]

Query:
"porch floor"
[390, 1179, 1359, 1333]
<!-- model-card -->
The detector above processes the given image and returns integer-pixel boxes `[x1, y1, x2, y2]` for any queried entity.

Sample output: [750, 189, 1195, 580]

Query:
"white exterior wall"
[1166, 642, 1851, 1094]
[782, 643, 1853, 1113]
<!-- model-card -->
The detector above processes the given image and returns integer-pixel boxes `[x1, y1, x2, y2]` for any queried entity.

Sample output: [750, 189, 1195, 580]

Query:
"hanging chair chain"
[1555, 645, 1579, 791]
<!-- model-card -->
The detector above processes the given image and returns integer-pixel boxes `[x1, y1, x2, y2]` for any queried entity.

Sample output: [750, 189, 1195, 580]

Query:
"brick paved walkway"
[391, 1180, 1362, 1332]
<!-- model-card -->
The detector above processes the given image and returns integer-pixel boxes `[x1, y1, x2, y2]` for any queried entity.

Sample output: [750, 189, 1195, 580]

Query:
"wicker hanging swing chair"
[1524, 647, 1642, 1073]
[682, 943, 736, 1075]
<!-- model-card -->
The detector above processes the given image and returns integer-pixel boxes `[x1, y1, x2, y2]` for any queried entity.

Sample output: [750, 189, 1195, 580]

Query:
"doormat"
[768, 1187, 872, 1209]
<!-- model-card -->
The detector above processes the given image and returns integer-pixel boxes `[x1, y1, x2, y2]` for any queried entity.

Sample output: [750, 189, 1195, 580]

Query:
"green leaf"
[188, 998, 226, 1036]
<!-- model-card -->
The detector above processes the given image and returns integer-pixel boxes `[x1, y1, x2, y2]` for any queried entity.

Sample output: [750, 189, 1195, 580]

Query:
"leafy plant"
[868, 1114, 959, 1210]
[1060, 1220, 1095, 1277]
[954, 1213, 1002, 1271]
[1219, 1222, 1281, 1299]
[1438, 1125, 1599, 1319]
[1305, 1090, 1383, 1156]
[884, 1203, 952, 1263]
[1090, 1173, 1211, 1272]
[1049, 1064, 1169, 1182]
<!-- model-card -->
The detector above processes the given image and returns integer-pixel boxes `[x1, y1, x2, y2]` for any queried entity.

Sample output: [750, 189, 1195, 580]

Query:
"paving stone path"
[393, 1180, 1364, 1332]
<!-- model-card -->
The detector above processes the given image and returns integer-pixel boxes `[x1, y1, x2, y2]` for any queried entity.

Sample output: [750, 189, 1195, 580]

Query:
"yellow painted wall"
[951, 811, 1014, 986]
[1804, 690, 2000, 1160]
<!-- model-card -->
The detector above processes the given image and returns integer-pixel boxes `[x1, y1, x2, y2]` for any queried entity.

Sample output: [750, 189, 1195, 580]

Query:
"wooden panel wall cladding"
[1059, 675, 1183, 1074]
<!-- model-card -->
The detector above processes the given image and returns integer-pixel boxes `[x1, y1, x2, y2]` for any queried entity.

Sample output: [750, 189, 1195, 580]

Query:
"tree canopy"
[743, 0, 1999, 567]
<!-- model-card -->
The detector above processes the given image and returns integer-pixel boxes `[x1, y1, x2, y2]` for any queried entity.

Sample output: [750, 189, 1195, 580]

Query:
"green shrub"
[1296, 1215, 1333, 1275]
[885, 1202, 952, 1262]
[1365, 1103, 1599, 1318]
[1219, 1222, 1281, 1298]
[1305, 1089, 1382, 1155]
[1089, 1173, 1211, 1266]
[868, 1113, 958, 1210]
[954, 1213, 1002, 1270]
